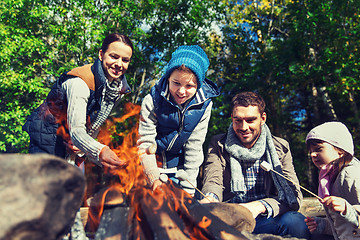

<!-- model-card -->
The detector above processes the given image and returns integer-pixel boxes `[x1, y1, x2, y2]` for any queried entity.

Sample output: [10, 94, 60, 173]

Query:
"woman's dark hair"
[101, 33, 133, 53]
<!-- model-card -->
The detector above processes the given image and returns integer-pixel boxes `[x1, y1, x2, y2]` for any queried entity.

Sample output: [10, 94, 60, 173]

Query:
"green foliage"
[0, 0, 224, 153]
[1, 0, 360, 192]
[212, 0, 360, 192]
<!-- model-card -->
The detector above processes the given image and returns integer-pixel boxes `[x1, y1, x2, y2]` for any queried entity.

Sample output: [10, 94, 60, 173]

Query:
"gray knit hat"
[306, 122, 354, 156]
[163, 45, 210, 88]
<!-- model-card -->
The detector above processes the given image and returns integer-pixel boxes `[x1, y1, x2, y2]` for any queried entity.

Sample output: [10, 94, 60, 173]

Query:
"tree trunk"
[311, 84, 320, 124]
[318, 86, 338, 121]
[348, 91, 360, 130]
[131, 69, 147, 104]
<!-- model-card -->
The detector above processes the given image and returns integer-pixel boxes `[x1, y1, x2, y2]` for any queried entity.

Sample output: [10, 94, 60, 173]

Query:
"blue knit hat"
[163, 45, 210, 88]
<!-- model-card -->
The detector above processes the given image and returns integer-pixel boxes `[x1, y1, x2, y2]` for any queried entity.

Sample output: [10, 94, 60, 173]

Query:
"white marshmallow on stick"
[175, 170, 211, 202]
[146, 143, 157, 154]
[260, 162, 322, 200]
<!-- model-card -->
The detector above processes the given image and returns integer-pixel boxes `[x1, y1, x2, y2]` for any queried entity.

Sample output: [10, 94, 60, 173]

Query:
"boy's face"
[168, 69, 198, 105]
[308, 142, 343, 169]
[231, 105, 266, 149]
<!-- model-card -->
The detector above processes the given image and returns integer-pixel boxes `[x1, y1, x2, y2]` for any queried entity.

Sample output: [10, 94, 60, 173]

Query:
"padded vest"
[151, 76, 219, 168]
[23, 60, 131, 157]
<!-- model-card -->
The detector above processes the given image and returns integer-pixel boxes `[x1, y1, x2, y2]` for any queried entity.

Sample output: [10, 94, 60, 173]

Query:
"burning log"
[201, 203, 255, 233]
[167, 183, 249, 240]
[137, 195, 189, 240]
[84, 104, 251, 240]
[94, 204, 131, 240]
[92, 182, 251, 240]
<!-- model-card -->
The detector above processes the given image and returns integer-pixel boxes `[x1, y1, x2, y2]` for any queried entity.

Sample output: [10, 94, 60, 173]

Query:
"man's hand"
[304, 216, 318, 233]
[99, 146, 126, 169]
[239, 201, 266, 219]
[321, 196, 347, 214]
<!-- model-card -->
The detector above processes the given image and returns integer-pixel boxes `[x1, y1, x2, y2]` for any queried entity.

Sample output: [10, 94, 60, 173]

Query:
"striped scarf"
[88, 78, 123, 137]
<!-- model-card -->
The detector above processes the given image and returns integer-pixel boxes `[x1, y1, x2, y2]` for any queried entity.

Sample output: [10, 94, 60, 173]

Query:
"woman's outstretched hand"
[99, 146, 126, 169]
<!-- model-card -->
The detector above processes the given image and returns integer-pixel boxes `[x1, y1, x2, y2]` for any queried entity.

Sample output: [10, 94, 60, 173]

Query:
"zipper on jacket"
[165, 96, 210, 152]
[166, 108, 185, 151]
[166, 99, 209, 151]
[162, 151, 167, 169]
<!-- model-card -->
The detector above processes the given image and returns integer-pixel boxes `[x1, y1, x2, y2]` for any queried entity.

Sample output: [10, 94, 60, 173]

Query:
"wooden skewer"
[175, 170, 212, 202]
[260, 162, 322, 201]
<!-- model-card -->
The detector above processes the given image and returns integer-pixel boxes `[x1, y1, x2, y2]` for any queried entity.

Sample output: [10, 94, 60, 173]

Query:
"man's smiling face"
[231, 105, 266, 149]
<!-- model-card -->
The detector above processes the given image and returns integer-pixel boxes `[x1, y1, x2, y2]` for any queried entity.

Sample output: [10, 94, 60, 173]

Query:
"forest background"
[1, 0, 359, 194]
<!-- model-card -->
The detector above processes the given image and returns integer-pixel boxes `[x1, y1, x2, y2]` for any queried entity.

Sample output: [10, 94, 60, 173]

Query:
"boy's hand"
[321, 196, 347, 214]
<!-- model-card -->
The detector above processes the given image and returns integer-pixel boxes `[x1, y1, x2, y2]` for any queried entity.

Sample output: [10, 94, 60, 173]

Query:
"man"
[200, 92, 310, 239]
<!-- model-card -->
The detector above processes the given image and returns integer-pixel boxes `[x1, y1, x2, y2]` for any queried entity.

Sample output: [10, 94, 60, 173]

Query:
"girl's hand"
[305, 216, 317, 233]
[321, 196, 347, 214]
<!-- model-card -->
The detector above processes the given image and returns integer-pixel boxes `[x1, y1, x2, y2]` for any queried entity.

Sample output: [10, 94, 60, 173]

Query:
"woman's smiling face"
[99, 41, 132, 82]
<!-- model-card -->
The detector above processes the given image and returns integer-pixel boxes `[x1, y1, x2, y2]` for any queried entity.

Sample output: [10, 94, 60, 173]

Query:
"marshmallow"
[159, 173, 168, 183]
[175, 169, 188, 181]
[260, 161, 272, 172]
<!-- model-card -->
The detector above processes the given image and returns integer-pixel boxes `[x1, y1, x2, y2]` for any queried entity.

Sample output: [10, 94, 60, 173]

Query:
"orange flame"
[45, 99, 216, 237]
[88, 102, 215, 238]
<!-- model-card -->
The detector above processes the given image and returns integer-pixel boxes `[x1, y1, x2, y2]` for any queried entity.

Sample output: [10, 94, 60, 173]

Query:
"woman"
[23, 33, 133, 169]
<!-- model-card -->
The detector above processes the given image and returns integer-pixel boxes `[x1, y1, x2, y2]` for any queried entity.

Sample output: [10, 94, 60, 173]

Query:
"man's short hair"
[231, 92, 266, 114]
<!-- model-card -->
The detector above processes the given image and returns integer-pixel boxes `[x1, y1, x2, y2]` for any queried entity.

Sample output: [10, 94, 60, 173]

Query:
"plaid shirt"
[230, 157, 273, 217]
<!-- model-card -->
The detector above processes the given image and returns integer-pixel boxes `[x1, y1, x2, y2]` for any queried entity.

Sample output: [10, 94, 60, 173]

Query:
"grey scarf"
[225, 123, 298, 207]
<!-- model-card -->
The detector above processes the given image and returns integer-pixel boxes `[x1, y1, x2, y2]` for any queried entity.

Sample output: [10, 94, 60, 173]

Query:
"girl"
[137, 45, 219, 195]
[305, 121, 360, 240]
[23, 33, 133, 169]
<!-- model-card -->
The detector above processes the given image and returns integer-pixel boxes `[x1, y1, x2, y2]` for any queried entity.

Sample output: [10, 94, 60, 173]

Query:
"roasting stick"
[260, 162, 322, 201]
[175, 170, 212, 202]
[144, 145, 212, 202]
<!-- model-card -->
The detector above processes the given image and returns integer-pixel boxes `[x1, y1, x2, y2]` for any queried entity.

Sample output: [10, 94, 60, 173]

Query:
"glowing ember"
[198, 216, 212, 229]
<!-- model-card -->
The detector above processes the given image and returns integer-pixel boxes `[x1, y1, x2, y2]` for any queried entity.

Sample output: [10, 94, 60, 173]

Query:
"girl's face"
[99, 41, 132, 82]
[308, 142, 343, 169]
[168, 69, 198, 105]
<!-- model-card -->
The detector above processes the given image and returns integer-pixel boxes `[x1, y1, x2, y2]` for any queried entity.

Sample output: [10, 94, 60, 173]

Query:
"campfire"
[83, 103, 251, 240]
[0, 104, 299, 239]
